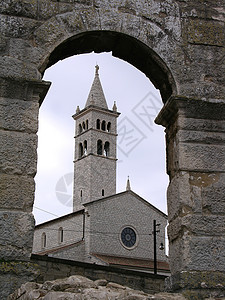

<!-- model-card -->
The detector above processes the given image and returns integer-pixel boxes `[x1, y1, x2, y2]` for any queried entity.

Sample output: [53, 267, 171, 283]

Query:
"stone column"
[0, 77, 50, 298]
[155, 96, 225, 298]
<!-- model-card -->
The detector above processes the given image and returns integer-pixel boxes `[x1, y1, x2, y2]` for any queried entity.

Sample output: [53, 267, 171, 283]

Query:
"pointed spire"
[85, 65, 108, 109]
[126, 176, 131, 191]
[76, 105, 80, 114]
[112, 101, 117, 112]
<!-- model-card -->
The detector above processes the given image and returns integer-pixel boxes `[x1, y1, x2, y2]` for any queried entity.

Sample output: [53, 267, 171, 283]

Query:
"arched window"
[82, 121, 85, 130]
[86, 120, 88, 130]
[80, 190, 82, 198]
[96, 119, 100, 129]
[107, 122, 111, 132]
[79, 143, 83, 158]
[58, 227, 63, 243]
[104, 142, 110, 157]
[97, 140, 103, 155]
[84, 140, 87, 155]
[79, 124, 82, 134]
[102, 189, 105, 196]
[101, 120, 106, 131]
[41, 232, 46, 248]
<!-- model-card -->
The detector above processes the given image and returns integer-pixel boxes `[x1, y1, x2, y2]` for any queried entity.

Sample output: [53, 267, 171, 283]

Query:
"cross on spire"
[95, 64, 99, 75]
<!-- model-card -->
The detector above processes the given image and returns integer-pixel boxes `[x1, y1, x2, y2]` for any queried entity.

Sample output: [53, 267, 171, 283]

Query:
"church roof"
[35, 208, 84, 229]
[34, 240, 84, 256]
[85, 65, 108, 109]
[83, 190, 167, 219]
[92, 253, 170, 272]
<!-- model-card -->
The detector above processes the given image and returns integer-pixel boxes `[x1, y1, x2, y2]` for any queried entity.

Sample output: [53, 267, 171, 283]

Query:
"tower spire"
[85, 65, 108, 109]
[126, 176, 131, 191]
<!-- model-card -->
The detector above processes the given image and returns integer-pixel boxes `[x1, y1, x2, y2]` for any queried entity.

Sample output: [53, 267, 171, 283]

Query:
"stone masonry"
[0, 0, 224, 298]
[72, 68, 119, 209]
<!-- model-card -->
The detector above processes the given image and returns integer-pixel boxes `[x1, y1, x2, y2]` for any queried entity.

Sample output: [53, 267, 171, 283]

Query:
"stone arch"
[33, 6, 180, 103]
[39, 30, 177, 103]
[1, 1, 224, 297]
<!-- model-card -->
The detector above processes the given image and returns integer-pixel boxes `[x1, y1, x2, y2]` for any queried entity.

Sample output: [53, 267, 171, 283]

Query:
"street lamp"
[153, 220, 160, 274]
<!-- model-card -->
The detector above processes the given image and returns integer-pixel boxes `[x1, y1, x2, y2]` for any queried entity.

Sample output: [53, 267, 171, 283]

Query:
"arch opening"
[41, 31, 176, 103]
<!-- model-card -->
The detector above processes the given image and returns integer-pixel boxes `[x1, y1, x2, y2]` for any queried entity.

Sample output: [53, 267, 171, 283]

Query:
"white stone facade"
[32, 191, 168, 265]
[84, 191, 167, 263]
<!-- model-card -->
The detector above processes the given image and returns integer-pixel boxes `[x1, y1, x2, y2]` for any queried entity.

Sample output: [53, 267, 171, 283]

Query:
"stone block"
[165, 271, 225, 298]
[177, 117, 225, 133]
[190, 172, 225, 215]
[189, 236, 225, 271]
[169, 226, 225, 274]
[0, 212, 35, 260]
[58, 11, 88, 33]
[0, 130, 37, 176]
[168, 231, 191, 275]
[186, 19, 224, 46]
[0, 261, 40, 300]
[177, 130, 225, 145]
[0, 56, 41, 80]
[179, 82, 225, 101]
[0, 0, 38, 19]
[178, 143, 225, 172]
[167, 171, 193, 221]
[0, 77, 51, 103]
[0, 173, 34, 211]
[0, 34, 8, 55]
[0, 97, 39, 133]
[8, 38, 45, 67]
[34, 17, 67, 49]
[0, 14, 40, 39]
[168, 215, 225, 240]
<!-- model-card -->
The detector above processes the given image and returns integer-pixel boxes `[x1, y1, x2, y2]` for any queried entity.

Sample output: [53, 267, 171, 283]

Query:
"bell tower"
[72, 66, 120, 211]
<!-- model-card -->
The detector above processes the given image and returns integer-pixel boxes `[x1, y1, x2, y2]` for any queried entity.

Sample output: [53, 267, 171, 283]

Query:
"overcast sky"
[33, 52, 169, 225]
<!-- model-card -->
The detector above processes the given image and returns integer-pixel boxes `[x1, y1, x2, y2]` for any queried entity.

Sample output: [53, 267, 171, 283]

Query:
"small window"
[104, 142, 110, 157]
[107, 122, 111, 132]
[101, 120, 106, 131]
[97, 140, 103, 155]
[84, 140, 87, 155]
[59, 227, 63, 243]
[102, 189, 105, 196]
[82, 121, 85, 130]
[41, 232, 46, 248]
[80, 190, 83, 198]
[79, 124, 82, 134]
[86, 120, 88, 130]
[79, 143, 83, 158]
[96, 119, 100, 129]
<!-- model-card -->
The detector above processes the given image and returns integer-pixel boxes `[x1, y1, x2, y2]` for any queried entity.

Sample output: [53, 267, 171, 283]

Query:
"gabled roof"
[35, 191, 166, 230]
[35, 208, 84, 229]
[85, 65, 108, 109]
[83, 190, 167, 219]
[92, 253, 170, 272]
[35, 239, 84, 256]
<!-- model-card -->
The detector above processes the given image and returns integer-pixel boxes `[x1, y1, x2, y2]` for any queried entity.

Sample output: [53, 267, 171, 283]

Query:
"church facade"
[33, 66, 169, 274]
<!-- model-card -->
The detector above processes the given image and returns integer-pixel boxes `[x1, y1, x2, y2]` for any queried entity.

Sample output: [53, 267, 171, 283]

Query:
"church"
[33, 66, 169, 274]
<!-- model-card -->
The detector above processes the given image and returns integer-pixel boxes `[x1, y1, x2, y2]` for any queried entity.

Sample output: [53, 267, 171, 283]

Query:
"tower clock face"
[121, 227, 137, 248]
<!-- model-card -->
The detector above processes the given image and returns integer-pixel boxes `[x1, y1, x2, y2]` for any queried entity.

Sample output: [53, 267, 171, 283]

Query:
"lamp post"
[153, 219, 160, 275]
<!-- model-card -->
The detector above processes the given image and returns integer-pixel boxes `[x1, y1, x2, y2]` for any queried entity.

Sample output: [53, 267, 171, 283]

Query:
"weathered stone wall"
[31, 254, 166, 294]
[0, 0, 224, 298]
